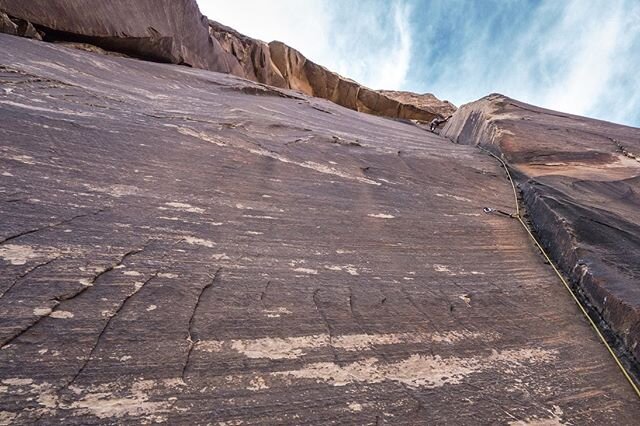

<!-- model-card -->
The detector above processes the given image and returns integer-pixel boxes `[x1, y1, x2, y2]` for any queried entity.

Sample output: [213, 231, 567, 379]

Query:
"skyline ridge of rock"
[0, 0, 455, 123]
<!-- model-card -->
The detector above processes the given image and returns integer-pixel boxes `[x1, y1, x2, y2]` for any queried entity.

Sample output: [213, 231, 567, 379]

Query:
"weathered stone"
[0, 11, 17, 35]
[442, 94, 640, 372]
[209, 20, 287, 88]
[1, 34, 639, 424]
[0, 0, 243, 73]
[380, 90, 457, 118]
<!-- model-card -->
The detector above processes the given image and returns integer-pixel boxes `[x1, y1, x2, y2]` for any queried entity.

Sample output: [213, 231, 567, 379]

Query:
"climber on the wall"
[429, 115, 452, 133]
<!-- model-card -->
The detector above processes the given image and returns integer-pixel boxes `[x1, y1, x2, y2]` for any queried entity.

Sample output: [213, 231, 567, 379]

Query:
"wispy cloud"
[200, 0, 640, 127]
[199, 0, 413, 90]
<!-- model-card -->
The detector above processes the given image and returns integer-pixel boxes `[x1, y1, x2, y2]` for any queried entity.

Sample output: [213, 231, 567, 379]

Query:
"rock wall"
[0, 0, 243, 74]
[210, 20, 454, 121]
[442, 94, 640, 371]
[2, 33, 640, 422]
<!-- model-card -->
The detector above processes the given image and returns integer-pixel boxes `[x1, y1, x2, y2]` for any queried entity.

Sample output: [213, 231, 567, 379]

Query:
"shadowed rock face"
[1, 34, 639, 424]
[0, 0, 454, 122]
[442, 94, 640, 373]
[0, 0, 243, 73]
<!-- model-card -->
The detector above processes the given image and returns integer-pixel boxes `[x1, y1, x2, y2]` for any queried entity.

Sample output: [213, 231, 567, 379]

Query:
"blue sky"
[200, 0, 640, 127]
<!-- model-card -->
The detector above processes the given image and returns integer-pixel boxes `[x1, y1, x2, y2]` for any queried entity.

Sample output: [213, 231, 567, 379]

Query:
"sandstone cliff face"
[0, 0, 454, 122]
[0, 0, 243, 73]
[2, 34, 640, 423]
[209, 20, 454, 122]
[442, 94, 640, 371]
[379, 90, 457, 118]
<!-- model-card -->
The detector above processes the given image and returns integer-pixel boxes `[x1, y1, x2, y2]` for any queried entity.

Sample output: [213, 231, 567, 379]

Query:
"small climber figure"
[429, 118, 441, 132]
[429, 115, 451, 132]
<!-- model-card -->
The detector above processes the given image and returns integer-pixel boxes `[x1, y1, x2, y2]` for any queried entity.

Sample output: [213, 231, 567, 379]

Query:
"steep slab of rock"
[1, 35, 639, 424]
[442, 94, 640, 372]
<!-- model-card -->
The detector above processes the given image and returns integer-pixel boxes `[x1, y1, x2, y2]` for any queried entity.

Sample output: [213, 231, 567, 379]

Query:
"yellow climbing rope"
[479, 146, 640, 399]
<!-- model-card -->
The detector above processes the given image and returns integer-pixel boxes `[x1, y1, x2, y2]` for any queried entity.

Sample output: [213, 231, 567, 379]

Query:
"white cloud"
[197, 0, 413, 90]
[199, 0, 640, 126]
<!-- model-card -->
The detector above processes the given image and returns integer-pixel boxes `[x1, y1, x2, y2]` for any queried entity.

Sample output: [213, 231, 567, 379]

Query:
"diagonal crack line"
[400, 286, 442, 335]
[0, 255, 60, 299]
[260, 280, 271, 309]
[313, 288, 339, 364]
[182, 267, 222, 381]
[0, 243, 147, 350]
[66, 269, 161, 387]
[0, 208, 106, 245]
[348, 287, 367, 335]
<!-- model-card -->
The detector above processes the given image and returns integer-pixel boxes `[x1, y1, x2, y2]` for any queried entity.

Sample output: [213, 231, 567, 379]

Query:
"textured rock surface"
[210, 21, 454, 122]
[379, 90, 457, 118]
[1, 35, 639, 424]
[442, 94, 640, 373]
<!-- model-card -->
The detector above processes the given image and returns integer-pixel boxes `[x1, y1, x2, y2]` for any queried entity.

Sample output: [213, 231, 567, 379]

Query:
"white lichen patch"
[247, 377, 268, 391]
[158, 273, 178, 279]
[433, 264, 452, 273]
[348, 402, 363, 412]
[435, 193, 472, 203]
[324, 265, 343, 271]
[4, 153, 35, 165]
[123, 270, 142, 276]
[49, 310, 74, 319]
[69, 392, 170, 419]
[274, 347, 557, 388]
[0, 411, 16, 424]
[184, 236, 216, 248]
[230, 335, 328, 359]
[198, 331, 497, 360]
[324, 265, 359, 275]
[509, 410, 566, 426]
[33, 307, 53, 316]
[344, 265, 359, 276]
[169, 125, 226, 147]
[164, 202, 205, 214]
[263, 307, 292, 318]
[2, 378, 34, 386]
[367, 213, 395, 219]
[433, 264, 484, 276]
[293, 267, 318, 275]
[242, 214, 276, 220]
[0, 244, 54, 265]
[196, 340, 225, 353]
[67, 379, 174, 420]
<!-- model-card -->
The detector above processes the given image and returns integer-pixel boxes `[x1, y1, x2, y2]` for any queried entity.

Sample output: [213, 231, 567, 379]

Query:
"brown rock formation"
[210, 20, 454, 122]
[0, 0, 454, 122]
[379, 90, 457, 118]
[1, 33, 639, 423]
[0, 0, 242, 73]
[208, 20, 287, 88]
[442, 94, 640, 372]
